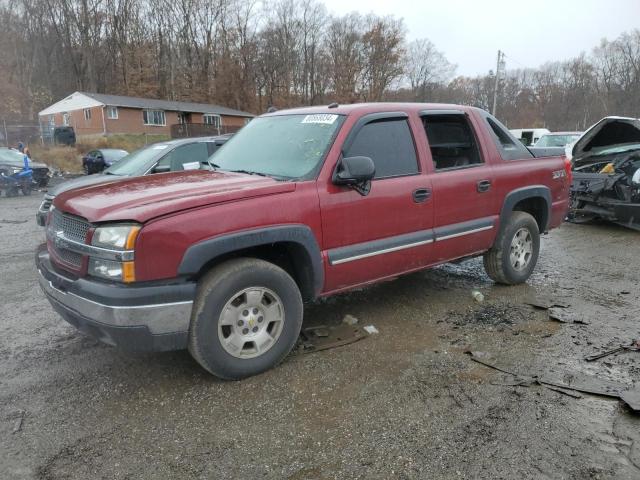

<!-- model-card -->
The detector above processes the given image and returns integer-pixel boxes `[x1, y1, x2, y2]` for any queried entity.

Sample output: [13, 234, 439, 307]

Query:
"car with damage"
[36, 135, 231, 226]
[82, 148, 129, 174]
[36, 103, 570, 379]
[0, 147, 50, 189]
[569, 116, 640, 230]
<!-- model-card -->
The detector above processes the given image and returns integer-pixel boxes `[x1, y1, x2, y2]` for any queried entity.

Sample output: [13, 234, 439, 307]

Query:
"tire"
[483, 211, 540, 285]
[188, 258, 303, 380]
[83, 164, 89, 175]
[21, 184, 32, 196]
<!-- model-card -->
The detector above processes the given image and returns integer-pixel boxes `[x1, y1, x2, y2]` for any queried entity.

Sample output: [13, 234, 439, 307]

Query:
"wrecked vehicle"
[569, 117, 640, 230]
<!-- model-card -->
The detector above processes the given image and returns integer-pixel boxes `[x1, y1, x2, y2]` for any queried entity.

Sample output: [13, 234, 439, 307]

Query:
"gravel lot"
[1, 191, 639, 479]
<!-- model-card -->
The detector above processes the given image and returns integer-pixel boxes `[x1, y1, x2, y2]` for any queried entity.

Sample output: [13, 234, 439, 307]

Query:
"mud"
[1, 193, 639, 479]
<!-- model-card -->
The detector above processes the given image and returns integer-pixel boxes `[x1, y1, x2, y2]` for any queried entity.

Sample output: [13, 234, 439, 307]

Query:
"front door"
[319, 114, 434, 292]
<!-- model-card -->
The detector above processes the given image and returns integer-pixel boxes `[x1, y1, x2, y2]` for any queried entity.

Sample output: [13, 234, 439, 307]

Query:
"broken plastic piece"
[342, 314, 359, 325]
[471, 290, 484, 303]
[363, 325, 379, 335]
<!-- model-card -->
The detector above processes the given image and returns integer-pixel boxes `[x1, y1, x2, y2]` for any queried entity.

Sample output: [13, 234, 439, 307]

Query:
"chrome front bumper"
[36, 247, 195, 351]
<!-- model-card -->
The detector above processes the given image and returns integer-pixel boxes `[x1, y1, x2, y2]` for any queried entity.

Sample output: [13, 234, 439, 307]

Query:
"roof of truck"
[264, 103, 480, 117]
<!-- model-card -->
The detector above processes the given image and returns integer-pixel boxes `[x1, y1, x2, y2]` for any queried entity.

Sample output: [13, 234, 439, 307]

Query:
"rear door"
[421, 111, 500, 263]
[319, 113, 434, 292]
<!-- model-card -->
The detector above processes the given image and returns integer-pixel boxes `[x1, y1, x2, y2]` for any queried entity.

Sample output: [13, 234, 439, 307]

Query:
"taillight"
[564, 156, 572, 183]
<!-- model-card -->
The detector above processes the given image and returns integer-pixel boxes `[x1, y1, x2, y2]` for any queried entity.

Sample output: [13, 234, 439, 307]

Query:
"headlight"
[88, 258, 136, 283]
[89, 224, 140, 283]
[92, 225, 140, 250]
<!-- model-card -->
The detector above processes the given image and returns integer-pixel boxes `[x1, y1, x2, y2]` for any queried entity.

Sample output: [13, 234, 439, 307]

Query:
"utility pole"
[492, 50, 506, 116]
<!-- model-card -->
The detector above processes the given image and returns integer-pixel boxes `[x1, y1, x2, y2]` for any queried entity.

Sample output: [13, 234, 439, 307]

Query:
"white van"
[509, 128, 550, 146]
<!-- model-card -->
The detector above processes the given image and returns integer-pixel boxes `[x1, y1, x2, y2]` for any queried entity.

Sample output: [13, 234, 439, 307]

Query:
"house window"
[62, 113, 70, 126]
[84, 108, 92, 121]
[143, 110, 166, 126]
[203, 114, 221, 128]
[106, 106, 118, 119]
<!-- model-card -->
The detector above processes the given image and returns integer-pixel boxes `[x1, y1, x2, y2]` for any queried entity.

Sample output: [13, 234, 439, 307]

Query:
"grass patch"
[29, 134, 171, 173]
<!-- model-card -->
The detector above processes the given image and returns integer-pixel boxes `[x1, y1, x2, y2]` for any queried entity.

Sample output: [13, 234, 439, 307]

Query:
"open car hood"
[571, 117, 640, 165]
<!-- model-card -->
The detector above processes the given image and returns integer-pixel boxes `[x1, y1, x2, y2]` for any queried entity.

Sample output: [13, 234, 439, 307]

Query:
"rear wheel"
[483, 211, 540, 285]
[188, 258, 303, 380]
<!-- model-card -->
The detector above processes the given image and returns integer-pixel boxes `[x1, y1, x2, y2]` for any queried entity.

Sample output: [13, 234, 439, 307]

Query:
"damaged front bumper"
[570, 172, 640, 230]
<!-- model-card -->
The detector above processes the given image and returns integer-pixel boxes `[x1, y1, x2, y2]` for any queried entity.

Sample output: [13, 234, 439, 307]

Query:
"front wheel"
[483, 211, 540, 285]
[188, 258, 303, 380]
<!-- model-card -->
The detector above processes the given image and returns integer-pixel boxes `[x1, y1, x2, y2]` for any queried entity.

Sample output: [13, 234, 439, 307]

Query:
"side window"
[158, 143, 210, 171]
[484, 116, 533, 160]
[344, 119, 418, 179]
[423, 114, 482, 170]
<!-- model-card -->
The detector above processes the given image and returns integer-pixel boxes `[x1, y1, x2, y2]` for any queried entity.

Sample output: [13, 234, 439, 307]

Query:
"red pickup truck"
[37, 103, 570, 379]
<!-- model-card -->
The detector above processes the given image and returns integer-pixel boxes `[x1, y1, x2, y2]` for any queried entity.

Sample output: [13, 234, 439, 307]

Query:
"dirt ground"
[1, 190, 639, 480]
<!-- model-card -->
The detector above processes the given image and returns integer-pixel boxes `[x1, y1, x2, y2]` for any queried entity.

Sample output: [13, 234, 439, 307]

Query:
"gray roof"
[80, 92, 255, 118]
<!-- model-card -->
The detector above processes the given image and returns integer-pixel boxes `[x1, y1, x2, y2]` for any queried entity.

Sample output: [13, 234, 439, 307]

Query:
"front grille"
[57, 248, 83, 267]
[51, 210, 90, 243]
[49, 210, 91, 270]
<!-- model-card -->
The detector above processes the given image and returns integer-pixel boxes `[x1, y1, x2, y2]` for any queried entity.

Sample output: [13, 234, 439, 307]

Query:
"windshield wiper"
[228, 169, 269, 177]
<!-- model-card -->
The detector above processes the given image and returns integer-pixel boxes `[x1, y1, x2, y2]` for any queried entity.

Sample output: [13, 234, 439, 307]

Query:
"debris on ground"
[466, 351, 639, 412]
[548, 307, 589, 325]
[295, 324, 367, 354]
[585, 340, 640, 362]
[471, 290, 484, 303]
[524, 298, 570, 310]
[342, 314, 359, 325]
[452, 303, 530, 327]
[363, 325, 379, 335]
[10, 410, 25, 434]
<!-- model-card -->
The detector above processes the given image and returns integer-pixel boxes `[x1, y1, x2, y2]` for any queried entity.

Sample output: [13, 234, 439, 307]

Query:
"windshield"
[104, 144, 169, 175]
[0, 148, 27, 163]
[536, 134, 580, 147]
[210, 114, 344, 179]
[102, 149, 129, 162]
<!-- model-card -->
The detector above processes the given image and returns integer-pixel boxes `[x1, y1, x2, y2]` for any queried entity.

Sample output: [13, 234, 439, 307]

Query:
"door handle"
[412, 188, 431, 203]
[477, 180, 491, 193]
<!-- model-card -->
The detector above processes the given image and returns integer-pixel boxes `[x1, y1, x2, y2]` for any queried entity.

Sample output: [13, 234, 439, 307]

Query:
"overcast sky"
[321, 0, 640, 76]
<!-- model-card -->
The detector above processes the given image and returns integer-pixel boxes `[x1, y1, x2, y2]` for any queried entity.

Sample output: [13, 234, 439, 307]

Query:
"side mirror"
[332, 156, 375, 196]
[153, 164, 171, 174]
[333, 156, 375, 185]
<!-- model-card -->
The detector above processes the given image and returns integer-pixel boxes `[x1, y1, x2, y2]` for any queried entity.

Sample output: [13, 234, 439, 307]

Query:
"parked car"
[36, 103, 570, 379]
[0, 147, 50, 189]
[510, 128, 550, 146]
[53, 126, 76, 146]
[535, 132, 582, 148]
[82, 148, 129, 174]
[36, 135, 231, 225]
[569, 117, 640, 230]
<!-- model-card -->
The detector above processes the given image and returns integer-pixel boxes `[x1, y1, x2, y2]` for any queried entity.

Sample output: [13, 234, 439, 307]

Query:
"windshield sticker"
[182, 161, 200, 171]
[152, 145, 168, 150]
[302, 114, 338, 125]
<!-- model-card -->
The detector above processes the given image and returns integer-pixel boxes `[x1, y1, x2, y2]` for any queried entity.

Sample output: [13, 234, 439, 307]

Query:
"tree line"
[1, 0, 638, 131]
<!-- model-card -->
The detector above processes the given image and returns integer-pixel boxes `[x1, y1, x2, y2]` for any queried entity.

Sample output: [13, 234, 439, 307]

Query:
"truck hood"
[48, 173, 123, 196]
[54, 170, 296, 223]
[570, 117, 640, 165]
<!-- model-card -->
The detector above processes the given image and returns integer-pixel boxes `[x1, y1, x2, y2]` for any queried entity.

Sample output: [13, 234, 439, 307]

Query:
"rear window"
[422, 114, 482, 170]
[483, 115, 533, 161]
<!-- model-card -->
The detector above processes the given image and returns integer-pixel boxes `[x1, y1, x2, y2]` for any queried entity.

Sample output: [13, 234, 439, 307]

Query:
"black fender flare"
[178, 225, 323, 298]
[500, 186, 552, 233]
